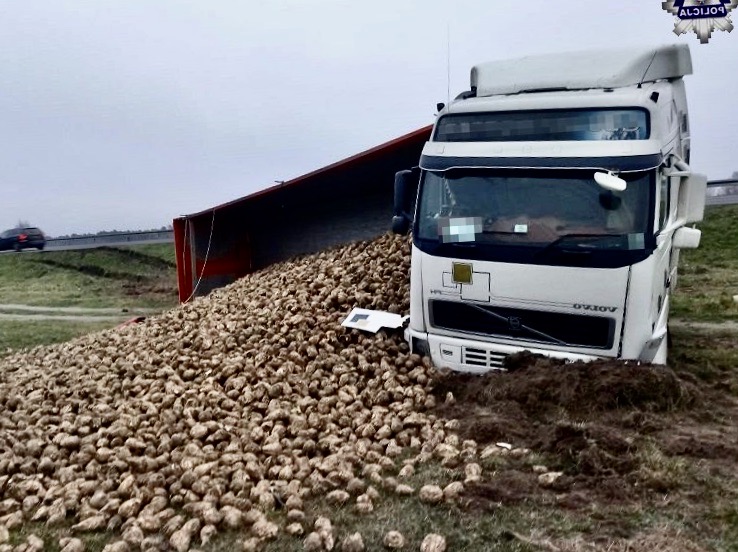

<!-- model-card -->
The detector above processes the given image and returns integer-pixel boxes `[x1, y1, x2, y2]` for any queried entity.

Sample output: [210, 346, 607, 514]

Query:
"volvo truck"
[392, 44, 706, 372]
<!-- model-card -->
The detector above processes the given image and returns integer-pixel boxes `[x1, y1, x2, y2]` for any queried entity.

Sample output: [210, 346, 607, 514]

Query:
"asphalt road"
[44, 237, 173, 251]
[0, 237, 173, 254]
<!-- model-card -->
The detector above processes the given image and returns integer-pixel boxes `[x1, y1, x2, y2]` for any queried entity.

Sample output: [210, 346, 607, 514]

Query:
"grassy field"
[0, 319, 115, 354]
[0, 243, 177, 308]
[671, 204, 738, 322]
[0, 243, 178, 352]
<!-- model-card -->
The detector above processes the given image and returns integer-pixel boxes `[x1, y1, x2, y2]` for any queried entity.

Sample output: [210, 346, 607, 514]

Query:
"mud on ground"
[430, 342, 738, 549]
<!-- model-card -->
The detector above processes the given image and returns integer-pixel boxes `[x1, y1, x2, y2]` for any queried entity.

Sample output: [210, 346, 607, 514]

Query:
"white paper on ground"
[341, 308, 409, 333]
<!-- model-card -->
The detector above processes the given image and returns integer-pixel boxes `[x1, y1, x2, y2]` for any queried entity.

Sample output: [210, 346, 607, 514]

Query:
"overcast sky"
[1, 1, 736, 236]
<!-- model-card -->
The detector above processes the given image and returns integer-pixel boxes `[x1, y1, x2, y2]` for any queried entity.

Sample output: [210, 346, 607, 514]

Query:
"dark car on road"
[0, 227, 47, 251]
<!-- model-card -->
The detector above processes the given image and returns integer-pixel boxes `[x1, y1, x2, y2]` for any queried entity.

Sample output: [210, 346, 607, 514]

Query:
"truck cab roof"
[430, 46, 692, 173]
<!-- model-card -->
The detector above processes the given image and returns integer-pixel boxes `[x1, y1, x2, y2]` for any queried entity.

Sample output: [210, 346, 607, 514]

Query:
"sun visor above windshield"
[419, 153, 662, 173]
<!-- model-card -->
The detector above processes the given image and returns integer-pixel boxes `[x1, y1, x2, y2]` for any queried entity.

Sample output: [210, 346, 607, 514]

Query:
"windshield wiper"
[534, 233, 623, 259]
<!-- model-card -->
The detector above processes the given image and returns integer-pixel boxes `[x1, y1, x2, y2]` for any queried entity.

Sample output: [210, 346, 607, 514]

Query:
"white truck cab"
[392, 44, 706, 372]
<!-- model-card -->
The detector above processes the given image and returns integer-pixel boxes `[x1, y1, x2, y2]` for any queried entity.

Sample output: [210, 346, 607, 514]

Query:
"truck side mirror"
[676, 172, 707, 223]
[391, 215, 410, 234]
[673, 226, 701, 249]
[392, 169, 419, 234]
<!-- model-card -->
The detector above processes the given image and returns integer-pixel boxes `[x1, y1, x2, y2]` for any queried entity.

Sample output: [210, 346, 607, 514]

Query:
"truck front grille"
[463, 347, 508, 369]
[430, 300, 614, 349]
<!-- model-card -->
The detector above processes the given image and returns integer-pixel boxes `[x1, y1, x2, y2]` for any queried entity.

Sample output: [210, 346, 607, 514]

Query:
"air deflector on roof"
[470, 44, 692, 97]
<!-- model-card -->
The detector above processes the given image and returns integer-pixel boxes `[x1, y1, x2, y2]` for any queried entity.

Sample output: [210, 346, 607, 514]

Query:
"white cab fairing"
[470, 44, 691, 97]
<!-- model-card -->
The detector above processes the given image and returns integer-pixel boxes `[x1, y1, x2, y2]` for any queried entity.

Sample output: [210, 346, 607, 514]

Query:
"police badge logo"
[662, 0, 738, 43]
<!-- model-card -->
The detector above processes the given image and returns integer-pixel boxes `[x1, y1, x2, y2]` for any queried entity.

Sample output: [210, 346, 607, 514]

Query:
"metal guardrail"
[706, 194, 738, 206]
[46, 230, 174, 248]
[705, 179, 738, 206]
[707, 179, 738, 187]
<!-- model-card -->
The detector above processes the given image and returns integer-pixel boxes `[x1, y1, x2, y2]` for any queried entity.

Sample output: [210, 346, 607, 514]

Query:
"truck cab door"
[644, 170, 675, 363]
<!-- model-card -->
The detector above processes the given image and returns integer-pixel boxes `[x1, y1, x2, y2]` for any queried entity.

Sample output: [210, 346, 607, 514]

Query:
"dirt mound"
[436, 355, 694, 419]
[538, 422, 637, 476]
[434, 353, 709, 513]
[463, 470, 539, 507]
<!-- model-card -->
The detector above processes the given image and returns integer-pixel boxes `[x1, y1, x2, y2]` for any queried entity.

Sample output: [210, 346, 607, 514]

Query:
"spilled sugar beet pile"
[0, 235, 452, 551]
[0, 233, 736, 551]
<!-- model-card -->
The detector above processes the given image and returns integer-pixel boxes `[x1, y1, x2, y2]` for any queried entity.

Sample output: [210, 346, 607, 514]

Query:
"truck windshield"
[435, 109, 649, 141]
[415, 168, 654, 267]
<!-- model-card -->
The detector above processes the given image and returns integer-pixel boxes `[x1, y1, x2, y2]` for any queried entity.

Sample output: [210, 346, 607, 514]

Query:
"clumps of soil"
[660, 424, 738, 464]
[463, 470, 539, 507]
[435, 354, 696, 420]
[122, 279, 177, 299]
[538, 422, 637, 476]
[432, 354, 709, 510]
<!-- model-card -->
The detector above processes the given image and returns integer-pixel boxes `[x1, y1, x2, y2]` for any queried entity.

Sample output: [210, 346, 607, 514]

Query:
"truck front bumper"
[406, 328, 601, 373]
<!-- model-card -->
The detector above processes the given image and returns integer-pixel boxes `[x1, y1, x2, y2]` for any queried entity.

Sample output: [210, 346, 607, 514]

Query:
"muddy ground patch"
[430, 351, 738, 545]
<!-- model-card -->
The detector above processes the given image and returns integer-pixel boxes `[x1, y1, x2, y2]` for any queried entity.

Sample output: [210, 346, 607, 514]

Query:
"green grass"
[0, 243, 177, 354]
[671, 205, 738, 322]
[0, 319, 115, 355]
[0, 243, 178, 308]
[5, 502, 553, 552]
[709, 503, 738, 552]
[4, 521, 115, 552]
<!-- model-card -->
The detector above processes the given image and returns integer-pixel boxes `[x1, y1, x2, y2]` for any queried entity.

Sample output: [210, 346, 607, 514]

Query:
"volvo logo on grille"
[573, 303, 617, 313]
[508, 316, 522, 330]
